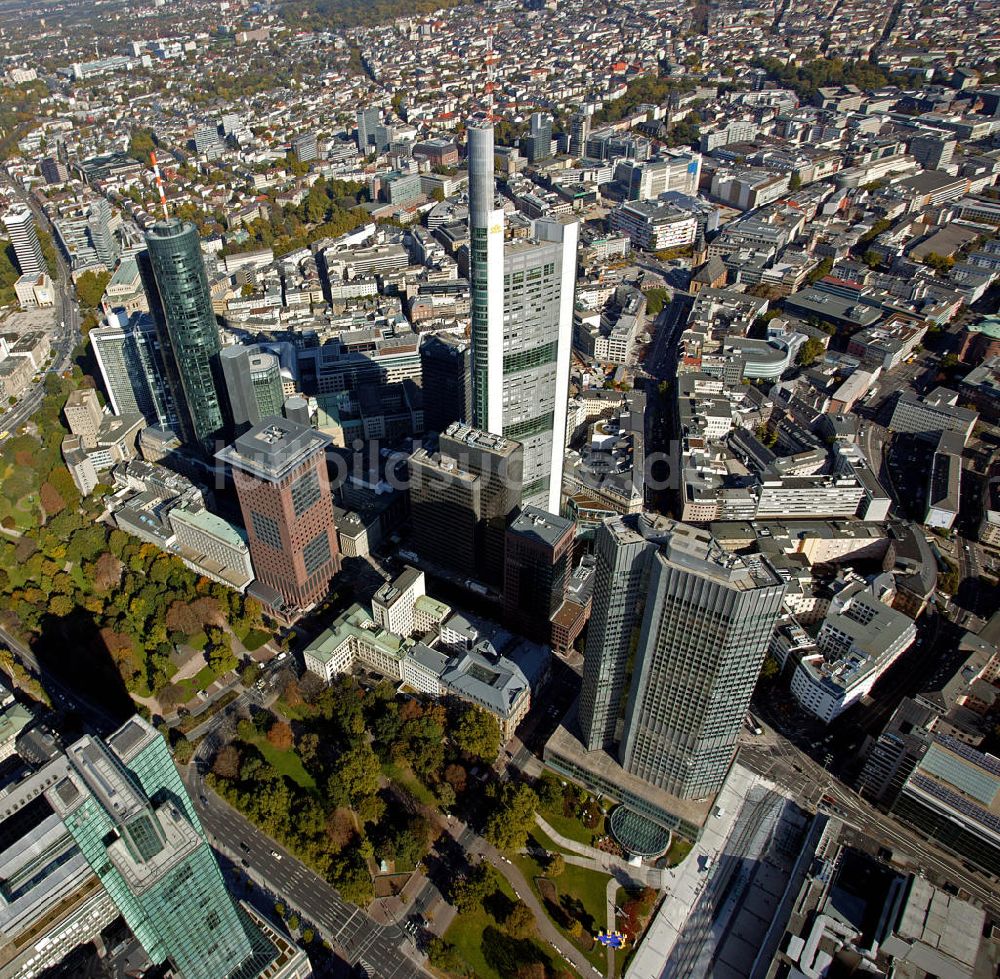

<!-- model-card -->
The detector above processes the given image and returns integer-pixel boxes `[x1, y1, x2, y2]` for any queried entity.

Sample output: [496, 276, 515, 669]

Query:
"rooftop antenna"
[484, 27, 497, 123]
[149, 151, 169, 221]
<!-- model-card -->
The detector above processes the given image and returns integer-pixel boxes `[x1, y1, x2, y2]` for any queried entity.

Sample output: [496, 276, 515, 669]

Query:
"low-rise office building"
[891, 735, 1000, 877]
[771, 578, 917, 723]
[888, 387, 978, 444]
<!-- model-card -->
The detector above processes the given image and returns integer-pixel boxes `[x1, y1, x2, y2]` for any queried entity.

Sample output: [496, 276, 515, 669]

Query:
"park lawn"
[186, 631, 208, 652]
[443, 874, 569, 979]
[0, 492, 38, 531]
[274, 696, 316, 721]
[235, 625, 270, 651]
[529, 821, 577, 857]
[512, 842, 609, 974]
[539, 805, 604, 847]
[249, 734, 315, 790]
[381, 760, 437, 808]
[174, 665, 218, 701]
[557, 862, 609, 927]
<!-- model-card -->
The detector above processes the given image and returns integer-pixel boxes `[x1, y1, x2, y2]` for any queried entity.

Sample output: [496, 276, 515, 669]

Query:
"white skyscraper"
[468, 119, 577, 513]
[2, 204, 45, 277]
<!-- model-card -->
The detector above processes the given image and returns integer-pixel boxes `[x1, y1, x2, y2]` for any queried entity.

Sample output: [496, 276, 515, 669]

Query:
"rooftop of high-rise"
[442, 421, 521, 458]
[409, 445, 479, 484]
[216, 416, 331, 482]
[145, 217, 196, 240]
[508, 506, 574, 548]
[605, 513, 782, 590]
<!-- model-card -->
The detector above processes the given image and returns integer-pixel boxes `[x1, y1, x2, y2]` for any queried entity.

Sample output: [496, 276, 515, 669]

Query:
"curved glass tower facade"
[142, 219, 224, 450]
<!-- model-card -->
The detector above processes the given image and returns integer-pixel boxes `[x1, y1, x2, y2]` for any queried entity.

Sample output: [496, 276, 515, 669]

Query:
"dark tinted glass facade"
[142, 219, 224, 450]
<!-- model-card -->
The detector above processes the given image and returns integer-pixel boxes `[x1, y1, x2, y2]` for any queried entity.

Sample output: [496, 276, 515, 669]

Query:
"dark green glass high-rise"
[141, 219, 224, 451]
[46, 716, 279, 979]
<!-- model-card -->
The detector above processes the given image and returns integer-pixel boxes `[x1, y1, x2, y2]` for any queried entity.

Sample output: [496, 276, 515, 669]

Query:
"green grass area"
[0, 481, 39, 531]
[381, 760, 437, 808]
[666, 836, 693, 866]
[443, 874, 565, 979]
[527, 821, 575, 857]
[249, 734, 315, 790]
[174, 665, 218, 702]
[274, 697, 316, 721]
[538, 806, 604, 848]
[186, 631, 208, 651]
[238, 626, 270, 651]
[554, 863, 610, 937]
[512, 839, 609, 973]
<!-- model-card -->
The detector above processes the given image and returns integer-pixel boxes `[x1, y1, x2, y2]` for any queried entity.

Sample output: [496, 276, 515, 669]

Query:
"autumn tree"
[326, 808, 357, 851]
[93, 552, 124, 591]
[39, 482, 65, 517]
[267, 720, 294, 750]
[212, 744, 242, 779]
[165, 596, 224, 636]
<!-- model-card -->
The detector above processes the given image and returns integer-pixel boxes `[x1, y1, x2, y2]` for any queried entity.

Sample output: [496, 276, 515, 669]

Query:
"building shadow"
[30, 609, 136, 733]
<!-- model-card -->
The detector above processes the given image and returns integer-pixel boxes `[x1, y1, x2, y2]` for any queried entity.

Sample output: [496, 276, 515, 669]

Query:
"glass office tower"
[91, 311, 179, 430]
[141, 219, 224, 451]
[46, 716, 278, 979]
[580, 515, 786, 800]
[467, 119, 577, 513]
[220, 345, 285, 435]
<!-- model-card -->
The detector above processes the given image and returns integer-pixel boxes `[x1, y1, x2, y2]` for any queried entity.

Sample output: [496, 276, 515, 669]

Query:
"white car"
[271, 850, 282, 861]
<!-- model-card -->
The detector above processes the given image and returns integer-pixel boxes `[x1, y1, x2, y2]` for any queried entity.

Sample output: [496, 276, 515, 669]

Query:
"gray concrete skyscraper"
[409, 422, 522, 587]
[579, 514, 785, 799]
[467, 118, 577, 513]
[569, 109, 592, 158]
[139, 219, 224, 451]
[578, 513, 671, 753]
[525, 112, 553, 163]
[87, 199, 119, 268]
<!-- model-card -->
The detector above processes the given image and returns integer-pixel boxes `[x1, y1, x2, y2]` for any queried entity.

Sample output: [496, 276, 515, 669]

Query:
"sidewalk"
[442, 819, 599, 979]
[536, 815, 665, 889]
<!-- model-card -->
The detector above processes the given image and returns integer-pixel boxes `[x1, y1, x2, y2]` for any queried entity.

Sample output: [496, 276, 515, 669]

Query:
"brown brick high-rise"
[217, 416, 340, 614]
